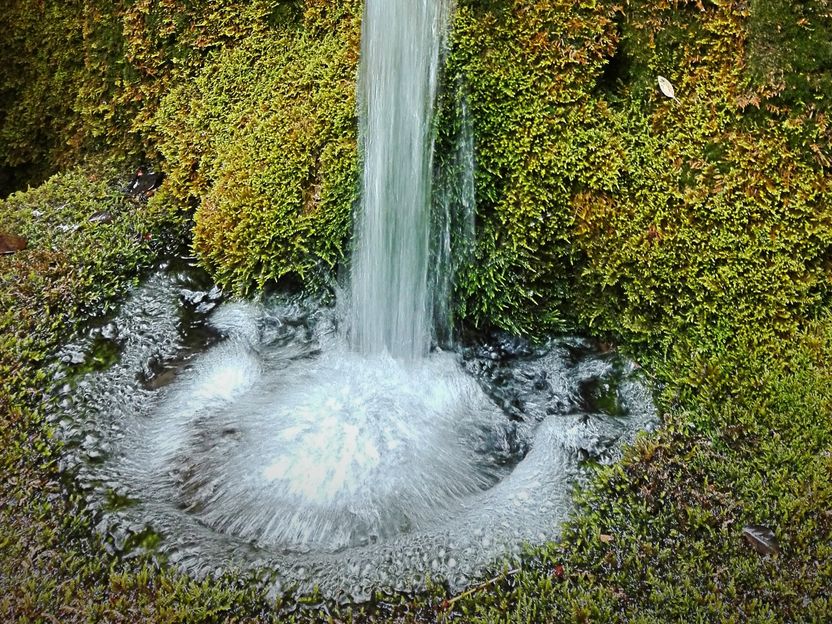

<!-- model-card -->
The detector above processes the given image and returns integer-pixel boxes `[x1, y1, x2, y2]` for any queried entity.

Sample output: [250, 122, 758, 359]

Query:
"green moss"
[748, 0, 832, 110]
[0, 168, 178, 402]
[154, 5, 361, 293]
[446, 0, 622, 335]
[443, 321, 832, 623]
[2, 0, 832, 622]
[0, 1, 305, 191]
[570, 3, 832, 358]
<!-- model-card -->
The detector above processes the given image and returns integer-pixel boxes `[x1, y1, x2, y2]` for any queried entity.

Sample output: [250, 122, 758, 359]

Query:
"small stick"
[441, 568, 521, 609]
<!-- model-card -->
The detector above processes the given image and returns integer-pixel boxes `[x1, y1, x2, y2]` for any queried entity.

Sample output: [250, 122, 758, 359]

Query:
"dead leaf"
[599, 533, 614, 544]
[742, 525, 780, 556]
[658, 75, 676, 100]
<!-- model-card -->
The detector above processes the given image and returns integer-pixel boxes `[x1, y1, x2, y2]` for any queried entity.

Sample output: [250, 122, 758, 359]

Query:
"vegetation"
[155, 6, 361, 293]
[1, 0, 831, 622]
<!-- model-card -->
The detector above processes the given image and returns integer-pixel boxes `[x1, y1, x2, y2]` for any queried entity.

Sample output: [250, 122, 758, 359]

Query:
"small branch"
[442, 568, 521, 610]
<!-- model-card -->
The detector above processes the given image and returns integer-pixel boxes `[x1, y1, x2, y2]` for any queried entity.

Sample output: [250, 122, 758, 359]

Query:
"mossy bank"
[2, 0, 831, 622]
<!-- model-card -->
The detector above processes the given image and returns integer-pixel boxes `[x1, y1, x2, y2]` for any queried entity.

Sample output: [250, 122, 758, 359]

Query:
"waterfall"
[349, 0, 449, 361]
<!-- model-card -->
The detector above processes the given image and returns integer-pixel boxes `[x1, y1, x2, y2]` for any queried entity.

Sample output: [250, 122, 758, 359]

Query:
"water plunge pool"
[53, 260, 657, 603]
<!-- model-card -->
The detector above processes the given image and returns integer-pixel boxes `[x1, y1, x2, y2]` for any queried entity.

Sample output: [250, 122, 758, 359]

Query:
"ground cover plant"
[1, 0, 831, 622]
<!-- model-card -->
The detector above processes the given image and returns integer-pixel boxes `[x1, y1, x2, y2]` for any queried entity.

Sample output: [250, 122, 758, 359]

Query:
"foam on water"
[55, 267, 658, 602]
[51, 0, 659, 604]
[151, 348, 510, 552]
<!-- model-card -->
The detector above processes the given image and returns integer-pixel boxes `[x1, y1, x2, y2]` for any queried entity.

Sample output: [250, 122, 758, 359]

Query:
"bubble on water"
[55, 267, 658, 601]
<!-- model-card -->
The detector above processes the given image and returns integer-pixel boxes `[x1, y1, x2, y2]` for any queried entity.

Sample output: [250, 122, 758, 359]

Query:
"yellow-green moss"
[0, 1, 304, 187]
[446, 0, 621, 334]
[154, 4, 361, 293]
[2, 1, 832, 621]
[570, 2, 832, 358]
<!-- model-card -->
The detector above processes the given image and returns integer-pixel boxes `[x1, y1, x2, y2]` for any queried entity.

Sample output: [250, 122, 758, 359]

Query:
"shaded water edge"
[50, 258, 658, 605]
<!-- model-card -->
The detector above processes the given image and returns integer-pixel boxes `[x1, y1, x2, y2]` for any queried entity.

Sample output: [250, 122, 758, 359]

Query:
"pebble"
[88, 211, 114, 225]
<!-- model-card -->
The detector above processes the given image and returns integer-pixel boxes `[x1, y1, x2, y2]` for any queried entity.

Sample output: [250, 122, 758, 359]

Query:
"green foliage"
[0, 2, 86, 179]
[0, 168, 177, 403]
[443, 318, 832, 623]
[154, 5, 361, 293]
[447, 0, 621, 335]
[436, 2, 832, 620]
[448, 0, 832, 350]
[570, 2, 832, 360]
[2, 0, 832, 622]
[0, 170, 213, 623]
[748, 0, 832, 110]
[0, 0, 303, 190]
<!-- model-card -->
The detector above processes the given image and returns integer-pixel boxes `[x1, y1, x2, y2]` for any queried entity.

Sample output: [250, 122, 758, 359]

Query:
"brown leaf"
[599, 533, 614, 544]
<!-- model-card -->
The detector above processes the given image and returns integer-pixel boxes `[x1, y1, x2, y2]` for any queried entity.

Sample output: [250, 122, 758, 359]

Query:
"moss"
[747, 0, 832, 110]
[436, 2, 832, 620]
[0, 168, 176, 402]
[2, 0, 832, 622]
[443, 321, 832, 623]
[154, 4, 361, 293]
[570, 2, 832, 357]
[446, 0, 622, 335]
[0, 1, 305, 191]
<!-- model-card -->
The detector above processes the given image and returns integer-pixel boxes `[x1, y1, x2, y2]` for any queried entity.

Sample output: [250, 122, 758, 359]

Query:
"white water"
[57, 271, 657, 600]
[349, 0, 448, 360]
[55, 0, 659, 604]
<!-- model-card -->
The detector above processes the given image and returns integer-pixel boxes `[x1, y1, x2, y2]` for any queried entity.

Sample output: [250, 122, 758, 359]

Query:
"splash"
[56, 267, 658, 601]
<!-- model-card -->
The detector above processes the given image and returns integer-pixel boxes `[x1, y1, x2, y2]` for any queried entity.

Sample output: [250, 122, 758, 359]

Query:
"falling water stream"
[349, 0, 447, 359]
[53, 0, 658, 604]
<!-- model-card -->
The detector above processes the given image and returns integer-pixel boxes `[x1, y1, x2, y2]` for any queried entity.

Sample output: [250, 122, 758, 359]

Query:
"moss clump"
[0, 1, 304, 192]
[0, 168, 180, 401]
[445, 0, 832, 345]
[154, 4, 361, 293]
[2, 0, 832, 622]
[0, 1, 362, 287]
[569, 2, 832, 354]
[437, 2, 832, 620]
[748, 0, 832, 110]
[445, 0, 622, 334]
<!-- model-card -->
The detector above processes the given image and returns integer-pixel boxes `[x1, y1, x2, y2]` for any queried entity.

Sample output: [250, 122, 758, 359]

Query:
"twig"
[442, 568, 521, 610]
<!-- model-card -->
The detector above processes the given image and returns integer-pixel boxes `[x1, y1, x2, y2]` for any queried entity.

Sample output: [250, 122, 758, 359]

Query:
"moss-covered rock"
[446, 0, 622, 334]
[154, 3, 361, 292]
[445, 0, 832, 346]
[569, 1, 832, 357]
[2, 1, 832, 621]
[0, 0, 304, 192]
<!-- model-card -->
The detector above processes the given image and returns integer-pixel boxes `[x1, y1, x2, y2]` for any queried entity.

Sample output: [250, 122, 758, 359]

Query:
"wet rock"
[126, 165, 164, 199]
[180, 289, 207, 306]
[62, 349, 86, 365]
[99, 322, 119, 341]
[88, 211, 114, 225]
[0, 232, 27, 254]
[141, 366, 178, 391]
[496, 333, 533, 358]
